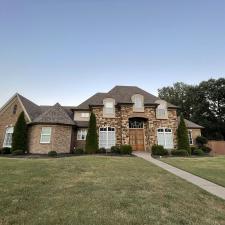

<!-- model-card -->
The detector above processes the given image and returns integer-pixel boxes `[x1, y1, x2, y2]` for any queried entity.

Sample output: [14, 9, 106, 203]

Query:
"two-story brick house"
[0, 86, 203, 153]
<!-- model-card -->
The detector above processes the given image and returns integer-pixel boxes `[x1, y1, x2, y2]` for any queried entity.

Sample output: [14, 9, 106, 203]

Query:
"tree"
[85, 112, 98, 154]
[12, 112, 27, 152]
[158, 78, 225, 140]
[177, 114, 190, 153]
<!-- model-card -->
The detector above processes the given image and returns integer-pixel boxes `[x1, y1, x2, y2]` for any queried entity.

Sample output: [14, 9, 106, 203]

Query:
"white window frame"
[157, 128, 173, 149]
[3, 126, 14, 148]
[77, 128, 88, 140]
[132, 94, 144, 112]
[81, 112, 90, 118]
[103, 98, 115, 117]
[40, 127, 52, 144]
[99, 127, 116, 149]
[155, 100, 168, 119]
[188, 130, 193, 145]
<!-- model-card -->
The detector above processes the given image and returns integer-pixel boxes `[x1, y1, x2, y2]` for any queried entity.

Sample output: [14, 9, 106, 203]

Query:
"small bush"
[48, 151, 58, 157]
[193, 149, 205, 156]
[111, 146, 121, 154]
[97, 148, 106, 154]
[151, 145, 168, 156]
[73, 148, 84, 155]
[12, 150, 24, 156]
[120, 145, 132, 155]
[1, 147, 11, 154]
[201, 146, 212, 154]
[190, 146, 197, 155]
[196, 136, 208, 146]
[171, 149, 189, 157]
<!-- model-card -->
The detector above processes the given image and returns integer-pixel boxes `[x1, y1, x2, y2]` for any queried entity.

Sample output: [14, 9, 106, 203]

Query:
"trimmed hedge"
[48, 151, 58, 157]
[120, 145, 132, 155]
[12, 150, 24, 156]
[0, 147, 11, 154]
[73, 148, 84, 155]
[193, 149, 205, 156]
[171, 149, 189, 157]
[151, 145, 168, 156]
[97, 148, 106, 154]
[111, 146, 121, 154]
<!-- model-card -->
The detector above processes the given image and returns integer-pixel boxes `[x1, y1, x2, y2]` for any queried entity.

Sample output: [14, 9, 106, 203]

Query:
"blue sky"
[0, 0, 224, 107]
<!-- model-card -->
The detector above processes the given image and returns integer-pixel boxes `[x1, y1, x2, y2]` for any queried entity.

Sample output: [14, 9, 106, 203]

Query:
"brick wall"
[0, 97, 28, 148]
[28, 124, 72, 154]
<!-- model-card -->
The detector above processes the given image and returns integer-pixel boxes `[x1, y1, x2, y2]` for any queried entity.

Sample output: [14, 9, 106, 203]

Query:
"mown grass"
[161, 156, 225, 187]
[0, 156, 225, 225]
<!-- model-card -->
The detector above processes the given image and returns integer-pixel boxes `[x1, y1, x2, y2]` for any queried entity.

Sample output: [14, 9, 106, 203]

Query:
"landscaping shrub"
[12, 150, 24, 156]
[48, 151, 58, 157]
[190, 146, 197, 155]
[201, 146, 212, 154]
[196, 136, 208, 147]
[0, 147, 11, 154]
[120, 145, 132, 155]
[73, 148, 84, 155]
[151, 145, 168, 156]
[193, 149, 205, 156]
[85, 113, 98, 154]
[111, 146, 120, 154]
[171, 149, 189, 157]
[177, 114, 190, 153]
[97, 148, 106, 154]
[12, 112, 27, 153]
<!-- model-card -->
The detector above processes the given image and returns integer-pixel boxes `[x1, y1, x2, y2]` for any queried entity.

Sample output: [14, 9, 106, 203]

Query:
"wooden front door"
[129, 129, 145, 151]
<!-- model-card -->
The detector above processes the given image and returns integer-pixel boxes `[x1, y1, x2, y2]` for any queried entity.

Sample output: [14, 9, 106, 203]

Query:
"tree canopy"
[158, 78, 225, 140]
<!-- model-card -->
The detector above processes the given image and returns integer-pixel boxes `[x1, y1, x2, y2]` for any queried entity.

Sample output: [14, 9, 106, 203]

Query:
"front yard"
[0, 156, 225, 225]
[161, 156, 225, 188]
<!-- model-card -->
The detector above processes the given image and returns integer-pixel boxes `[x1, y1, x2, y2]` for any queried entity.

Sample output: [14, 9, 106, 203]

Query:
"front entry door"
[129, 129, 144, 151]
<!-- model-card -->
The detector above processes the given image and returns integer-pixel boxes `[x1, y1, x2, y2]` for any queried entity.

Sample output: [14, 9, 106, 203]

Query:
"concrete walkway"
[133, 151, 225, 201]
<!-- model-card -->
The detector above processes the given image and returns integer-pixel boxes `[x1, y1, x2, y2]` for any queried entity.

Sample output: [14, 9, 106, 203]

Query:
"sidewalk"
[133, 151, 225, 201]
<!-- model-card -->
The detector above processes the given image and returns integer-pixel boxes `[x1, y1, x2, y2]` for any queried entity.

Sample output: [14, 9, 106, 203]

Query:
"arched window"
[13, 105, 18, 115]
[3, 127, 14, 147]
[103, 98, 115, 117]
[155, 100, 168, 119]
[132, 94, 144, 112]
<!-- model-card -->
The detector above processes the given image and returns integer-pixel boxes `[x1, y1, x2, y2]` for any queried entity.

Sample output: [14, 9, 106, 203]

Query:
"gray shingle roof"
[33, 103, 75, 125]
[76, 86, 178, 109]
[178, 117, 204, 129]
[18, 94, 42, 121]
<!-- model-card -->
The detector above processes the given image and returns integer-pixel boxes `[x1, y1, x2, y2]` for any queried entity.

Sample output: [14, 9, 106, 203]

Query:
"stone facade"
[93, 105, 178, 150]
[0, 97, 28, 148]
[28, 125, 72, 154]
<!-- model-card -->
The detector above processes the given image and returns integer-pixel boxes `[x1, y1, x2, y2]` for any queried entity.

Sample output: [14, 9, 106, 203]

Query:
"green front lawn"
[0, 156, 225, 225]
[162, 156, 225, 187]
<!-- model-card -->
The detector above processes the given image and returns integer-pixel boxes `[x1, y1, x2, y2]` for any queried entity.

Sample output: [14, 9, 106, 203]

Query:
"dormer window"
[155, 100, 168, 119]
[103, 98, 115, 117]
[132, 94, 144, 112]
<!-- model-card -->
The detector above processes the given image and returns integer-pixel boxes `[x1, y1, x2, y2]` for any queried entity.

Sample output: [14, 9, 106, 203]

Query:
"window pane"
[42, 127, 51, 135]
[81, 113, 89, 118]
[40, 135, 51, 143]
[105, 102, 113, 108]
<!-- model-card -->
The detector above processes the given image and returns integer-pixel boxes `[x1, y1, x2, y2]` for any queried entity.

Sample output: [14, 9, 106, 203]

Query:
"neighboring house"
[0, 86, 203, 153]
